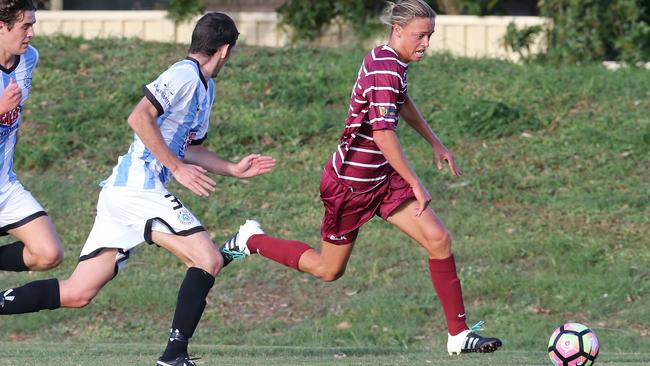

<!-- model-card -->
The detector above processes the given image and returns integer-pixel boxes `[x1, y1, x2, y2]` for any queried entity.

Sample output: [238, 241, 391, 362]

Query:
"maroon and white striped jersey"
[330, 45, 408, 191]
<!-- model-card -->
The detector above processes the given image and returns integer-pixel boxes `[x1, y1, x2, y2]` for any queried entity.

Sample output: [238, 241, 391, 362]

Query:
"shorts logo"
[177, 209, 195, 225]
[329, 234, 348, 241]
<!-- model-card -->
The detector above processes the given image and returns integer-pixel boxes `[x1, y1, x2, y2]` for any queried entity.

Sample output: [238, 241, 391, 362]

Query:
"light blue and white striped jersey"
[0, 45, 38, 188]
[101, 58, 215, 191]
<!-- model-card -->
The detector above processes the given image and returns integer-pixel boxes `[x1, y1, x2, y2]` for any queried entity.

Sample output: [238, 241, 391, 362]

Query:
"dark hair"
[188, 12, 239, 57]
[0, 0, 35, 29]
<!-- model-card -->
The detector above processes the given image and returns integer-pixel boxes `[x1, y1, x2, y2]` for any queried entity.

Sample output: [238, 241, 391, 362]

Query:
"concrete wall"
[34, 11, 546, 60]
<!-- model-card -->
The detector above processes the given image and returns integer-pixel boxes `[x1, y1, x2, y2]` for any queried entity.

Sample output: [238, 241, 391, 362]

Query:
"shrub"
[504, 0, 650, 64]
[166, 0, 205, 24]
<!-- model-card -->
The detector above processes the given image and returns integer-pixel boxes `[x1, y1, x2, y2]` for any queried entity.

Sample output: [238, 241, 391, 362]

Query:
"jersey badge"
[379, 106, 398, 119]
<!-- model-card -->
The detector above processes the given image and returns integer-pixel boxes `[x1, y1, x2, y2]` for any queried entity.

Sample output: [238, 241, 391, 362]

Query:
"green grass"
[0, 343, 648, 366]
[0, 35, 648, 364]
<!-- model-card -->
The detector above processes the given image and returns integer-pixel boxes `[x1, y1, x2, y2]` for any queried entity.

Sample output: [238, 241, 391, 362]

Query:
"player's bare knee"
[317, 268, 346, 282]
[190, 251, 222, 276]
[424, 228, 451, 256]
[65, 289, 97, 308]
[31, 246, 64, 270]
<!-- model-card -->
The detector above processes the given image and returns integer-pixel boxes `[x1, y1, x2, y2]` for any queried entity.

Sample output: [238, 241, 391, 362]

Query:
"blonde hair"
[380, 0, 436, 28]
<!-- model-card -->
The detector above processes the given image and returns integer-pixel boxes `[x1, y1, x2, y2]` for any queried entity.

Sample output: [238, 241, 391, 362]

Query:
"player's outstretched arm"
[128, 97, 215, 196]
[400, 96, 461, 177]
[184, 145, 276, 179]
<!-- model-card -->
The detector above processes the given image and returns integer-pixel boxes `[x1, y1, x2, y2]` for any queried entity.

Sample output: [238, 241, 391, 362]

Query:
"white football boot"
[447, 321, 502, 355]
[218, 219, 264, 265]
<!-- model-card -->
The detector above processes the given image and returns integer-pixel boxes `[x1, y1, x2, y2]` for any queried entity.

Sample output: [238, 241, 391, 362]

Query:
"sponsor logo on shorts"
[177, 209, 195, 225]
[328, 234, 348, 241]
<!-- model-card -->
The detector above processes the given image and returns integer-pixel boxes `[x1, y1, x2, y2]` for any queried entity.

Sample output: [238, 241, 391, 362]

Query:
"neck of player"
[0, 50, 18, 70]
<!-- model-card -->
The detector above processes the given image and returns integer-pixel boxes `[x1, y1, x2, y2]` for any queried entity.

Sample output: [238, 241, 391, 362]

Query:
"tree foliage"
[166, 0, 206, 24]
[277, 0, 388, 42]
[505, 0, 650, 64]
[277, 0, 526, 43]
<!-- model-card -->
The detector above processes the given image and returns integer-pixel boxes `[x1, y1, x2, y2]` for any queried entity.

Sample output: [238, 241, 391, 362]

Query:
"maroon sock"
[247, 234, 312, 271]
[428, 254, 469, 336]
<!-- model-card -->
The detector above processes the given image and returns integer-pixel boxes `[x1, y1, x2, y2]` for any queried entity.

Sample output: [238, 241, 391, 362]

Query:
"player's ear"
[219, 44, 231, 59]
[392, 23, 402, 37]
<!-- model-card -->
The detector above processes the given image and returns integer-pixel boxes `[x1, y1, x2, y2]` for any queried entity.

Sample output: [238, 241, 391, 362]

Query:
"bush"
[277, 0, 513, 43]
[166, 0, 205, 23]
[504, 0, 650, 64]
[277, 0, 387, 42]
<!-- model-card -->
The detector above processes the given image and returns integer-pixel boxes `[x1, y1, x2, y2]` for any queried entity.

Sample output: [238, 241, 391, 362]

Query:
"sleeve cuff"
[190, 133, 207, 145]
[143, 85, 164, 117]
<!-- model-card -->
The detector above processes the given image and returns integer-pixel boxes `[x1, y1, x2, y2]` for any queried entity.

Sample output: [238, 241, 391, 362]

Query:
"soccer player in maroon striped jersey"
[221, 0, 502, 355]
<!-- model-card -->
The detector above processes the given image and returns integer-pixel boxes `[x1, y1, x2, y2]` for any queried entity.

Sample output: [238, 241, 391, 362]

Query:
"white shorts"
[0, 180, 47, 236]
[79, 186, 205, 272]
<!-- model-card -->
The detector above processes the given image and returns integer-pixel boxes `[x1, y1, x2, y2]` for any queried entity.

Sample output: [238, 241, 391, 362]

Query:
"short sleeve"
[143, 68, 198, 116]
[365, 72, 402, 131]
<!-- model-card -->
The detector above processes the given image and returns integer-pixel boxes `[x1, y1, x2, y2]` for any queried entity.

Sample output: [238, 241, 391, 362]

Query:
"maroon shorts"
[319, 163, 416, 245]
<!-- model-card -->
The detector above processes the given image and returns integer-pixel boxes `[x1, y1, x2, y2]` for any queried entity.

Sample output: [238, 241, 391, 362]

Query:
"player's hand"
[0, 78, 22, 114]
[434, 145, 461, 177]
[233, 154, 276, 178]
[412, 181, 432, 216]
[172, 163, 216, 197]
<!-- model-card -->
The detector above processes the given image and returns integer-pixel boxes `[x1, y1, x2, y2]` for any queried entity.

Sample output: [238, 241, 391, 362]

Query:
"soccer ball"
[548, 323, 600, 366]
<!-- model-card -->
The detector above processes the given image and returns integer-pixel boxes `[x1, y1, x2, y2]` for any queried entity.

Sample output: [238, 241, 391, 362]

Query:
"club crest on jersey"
[378, 106, 397, 119]
[0, 106, 20, 127]
[154, 82, 175, 109]
[177, 209, 195, 225]
[22, 77, 32, 90]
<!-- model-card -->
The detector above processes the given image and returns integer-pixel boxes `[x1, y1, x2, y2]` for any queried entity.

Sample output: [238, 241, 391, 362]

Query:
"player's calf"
[0, 279, 60, 314]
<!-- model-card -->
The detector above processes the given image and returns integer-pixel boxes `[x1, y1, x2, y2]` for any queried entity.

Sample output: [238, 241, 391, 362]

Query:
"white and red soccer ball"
[548, 323, 599, 366]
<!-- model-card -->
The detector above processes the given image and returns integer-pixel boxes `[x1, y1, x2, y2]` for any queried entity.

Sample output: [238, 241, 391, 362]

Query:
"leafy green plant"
[503, 22, 543, 62]
[505, 0, 650, 64]
[277, 0, 386, 42]
[166, 0, 205, 24]
[277, 0, 513, 42]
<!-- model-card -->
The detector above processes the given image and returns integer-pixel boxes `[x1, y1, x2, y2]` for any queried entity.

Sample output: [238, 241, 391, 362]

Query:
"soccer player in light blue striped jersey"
[0, 12, 275, 366]
[0, 0, 64, 274]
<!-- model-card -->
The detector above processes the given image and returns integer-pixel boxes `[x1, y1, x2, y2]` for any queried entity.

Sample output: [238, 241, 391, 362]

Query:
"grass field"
[0, 34, 648, 365]
[1, 343, 649, 366]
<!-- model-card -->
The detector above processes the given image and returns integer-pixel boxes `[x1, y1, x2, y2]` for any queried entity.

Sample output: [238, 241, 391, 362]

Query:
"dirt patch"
[210, 273, 348, 326]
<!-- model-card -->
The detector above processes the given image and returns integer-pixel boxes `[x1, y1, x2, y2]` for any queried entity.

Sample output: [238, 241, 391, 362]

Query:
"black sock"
[0, 242, 28, 271]
[0, 278, 60, 314]
[161, 267, 215, 360]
